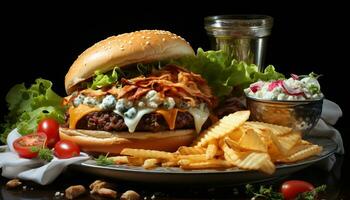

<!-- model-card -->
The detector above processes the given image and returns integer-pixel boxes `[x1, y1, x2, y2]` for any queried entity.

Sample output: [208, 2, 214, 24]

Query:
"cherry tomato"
[37, 118, 60, 148]
[13, 133, 47, 159]
[281, 180, 314, 200]
[54, 140, 80, 159]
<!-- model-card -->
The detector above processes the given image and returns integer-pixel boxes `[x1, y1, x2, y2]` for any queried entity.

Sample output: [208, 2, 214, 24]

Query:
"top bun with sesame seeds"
[65, 30, 195, 95]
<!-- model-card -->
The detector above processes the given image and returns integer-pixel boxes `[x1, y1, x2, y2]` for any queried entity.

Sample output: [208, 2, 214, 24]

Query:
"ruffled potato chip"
[193, 111, 250, 147]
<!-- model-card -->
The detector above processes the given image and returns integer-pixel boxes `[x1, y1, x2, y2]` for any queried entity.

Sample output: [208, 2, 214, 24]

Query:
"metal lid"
[205, 15, 274, 37]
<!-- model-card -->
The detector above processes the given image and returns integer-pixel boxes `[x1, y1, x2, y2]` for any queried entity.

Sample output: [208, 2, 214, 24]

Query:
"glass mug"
[204, 15, 273, 71]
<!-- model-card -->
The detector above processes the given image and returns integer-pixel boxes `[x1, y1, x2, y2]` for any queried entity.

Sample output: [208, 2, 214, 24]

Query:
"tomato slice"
[13, 133, 47, 159]
[281, 180, 315, 200]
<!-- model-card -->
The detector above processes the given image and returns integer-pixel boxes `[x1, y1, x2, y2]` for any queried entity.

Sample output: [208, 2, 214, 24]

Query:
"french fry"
[109, 156, 129, 164]
[161, 161, 178, 167]
[121, 148, 175, 160]
[180, 159, 233, 169]
[177, 154, 207, 162]
[206, 141, 218, 159]
[115, 111, 321, 175]
[127, 157, 145, 166]
[177, 146, 206, 155]
[177, 159, 191, 166]
[193, 111, 250, 147]
[143, 159, 159, 169]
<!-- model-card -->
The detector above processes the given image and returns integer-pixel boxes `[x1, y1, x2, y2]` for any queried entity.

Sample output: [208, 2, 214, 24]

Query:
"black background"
[1, 2, 348, 164]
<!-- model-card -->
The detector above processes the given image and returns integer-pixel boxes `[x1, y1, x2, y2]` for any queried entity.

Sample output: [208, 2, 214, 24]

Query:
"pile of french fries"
[108, 111, 322, 174]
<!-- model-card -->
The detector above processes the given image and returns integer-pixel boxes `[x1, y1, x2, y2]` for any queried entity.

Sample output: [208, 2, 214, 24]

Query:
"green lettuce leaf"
[253, 65, 284, 81]
[17, 106, 65, 134]
[1, 78, 65, 143]
[90, 67, 119, 89]
[173, 48, 284, 98]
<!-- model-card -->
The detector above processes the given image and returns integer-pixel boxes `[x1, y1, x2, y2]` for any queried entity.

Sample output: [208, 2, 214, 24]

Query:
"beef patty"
[69, 111, 211, 132]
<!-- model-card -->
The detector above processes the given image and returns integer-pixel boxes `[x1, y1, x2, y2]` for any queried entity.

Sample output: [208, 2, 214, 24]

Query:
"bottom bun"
[59, 128, 196, 154]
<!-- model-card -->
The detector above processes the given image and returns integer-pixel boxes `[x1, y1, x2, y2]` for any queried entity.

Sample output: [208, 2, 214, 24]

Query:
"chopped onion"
[291, 74, 299, 80]
[281, 81, 304, 96]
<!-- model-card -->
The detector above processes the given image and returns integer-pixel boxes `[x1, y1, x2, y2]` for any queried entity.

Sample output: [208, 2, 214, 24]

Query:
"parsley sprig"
[296, 185, 326, 200]
[246, 184, 326, 200]
[246, 184, 283, 200]
[95, 154, 115, 166]
[31, 147, 53, 162]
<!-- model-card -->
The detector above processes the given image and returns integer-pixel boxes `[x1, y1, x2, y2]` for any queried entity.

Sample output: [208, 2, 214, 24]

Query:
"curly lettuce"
[1, 78, 65, 143]
[90, 67, 119, 89]
[173, 48, 284, 98]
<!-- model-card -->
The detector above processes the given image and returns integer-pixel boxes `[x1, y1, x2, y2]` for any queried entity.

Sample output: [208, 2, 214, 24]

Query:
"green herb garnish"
[296, 185, 326, 200]
[95, 154, 115, 166]
[308, 84, 320, 94]
[246, 184, 284, 200]
[31, 147, 53, 162]
[246, 184, 327, 200]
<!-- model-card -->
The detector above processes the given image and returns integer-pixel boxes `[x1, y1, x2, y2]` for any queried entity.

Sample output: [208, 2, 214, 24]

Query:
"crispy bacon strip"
[119, 65, 217, 107]
[128, 87, 151, 100]
[65, 65, 217, 108]
[81, 88, 107, 96]
[117, 85, 138, 99]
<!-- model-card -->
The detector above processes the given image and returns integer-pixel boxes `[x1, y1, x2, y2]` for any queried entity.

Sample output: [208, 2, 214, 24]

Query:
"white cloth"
[309, 99, 344, 154]
[0, 129, 89, 185]
[308, 99, 344, 171]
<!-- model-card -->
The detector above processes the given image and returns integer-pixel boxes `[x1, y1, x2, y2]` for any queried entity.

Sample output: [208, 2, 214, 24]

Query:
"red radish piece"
[281, 81, 304, 96]
[268, 80, 283, 91]
[250, 81, 264, 93]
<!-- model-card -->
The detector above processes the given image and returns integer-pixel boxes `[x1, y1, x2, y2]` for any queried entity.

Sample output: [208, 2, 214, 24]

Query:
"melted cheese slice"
[188, 105, 210, 133]
[156, 109, 179, 130]
[68, 104, 101, 129]
[121, 108, 155, 133]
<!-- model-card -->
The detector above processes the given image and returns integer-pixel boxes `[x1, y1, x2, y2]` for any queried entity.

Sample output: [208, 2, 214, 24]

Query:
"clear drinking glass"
[204, 15, 273, 71]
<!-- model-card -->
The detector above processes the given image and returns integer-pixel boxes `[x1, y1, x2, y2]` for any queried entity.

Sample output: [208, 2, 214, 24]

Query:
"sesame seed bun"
[65, 30, 195, 94]
[59, 128, 196, 154]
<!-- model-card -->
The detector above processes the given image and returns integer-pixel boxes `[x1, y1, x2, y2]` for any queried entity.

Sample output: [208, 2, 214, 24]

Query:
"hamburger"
[59, 30, 217, 154]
